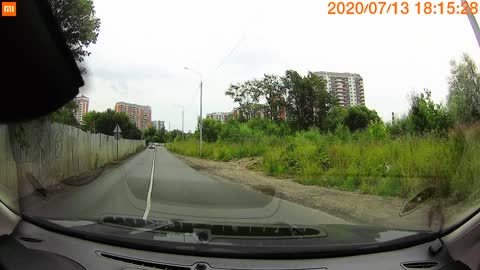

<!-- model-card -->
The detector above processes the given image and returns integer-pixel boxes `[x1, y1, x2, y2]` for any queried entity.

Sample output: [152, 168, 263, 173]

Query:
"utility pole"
[199, 78, 203, 152]
[174, 104, 185, 139]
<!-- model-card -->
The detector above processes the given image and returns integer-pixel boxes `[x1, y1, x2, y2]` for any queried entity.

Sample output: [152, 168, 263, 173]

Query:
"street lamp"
[184, 67, 203, 153]
[174, 104, 185, 139]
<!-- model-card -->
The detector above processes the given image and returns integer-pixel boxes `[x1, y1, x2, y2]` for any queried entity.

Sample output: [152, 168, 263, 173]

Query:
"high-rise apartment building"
[115, 102, 152, 130]
[206, 112, 230, 123]
[314, 71, 365, 107]
[74, 95, 89, 123]
[152, 120, 165, 130]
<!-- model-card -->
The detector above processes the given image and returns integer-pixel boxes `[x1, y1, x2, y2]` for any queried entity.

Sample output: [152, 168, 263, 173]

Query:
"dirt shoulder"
[176, 154, 464, 231]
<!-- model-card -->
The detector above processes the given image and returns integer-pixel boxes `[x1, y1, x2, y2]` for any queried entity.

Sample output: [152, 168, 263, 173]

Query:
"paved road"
[21, 147, 345, 226]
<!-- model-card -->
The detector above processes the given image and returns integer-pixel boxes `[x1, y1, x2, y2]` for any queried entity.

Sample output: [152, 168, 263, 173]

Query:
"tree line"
[49, 106, 187, 143]
[224, 70, 380, 134]
[81, 109, 142, 139]
[43, 0, 480, 143]
[201, 53, 480, 140]
[49, 106, 143, 140]
[389, 54, 480, 136]
[142, 126, 184, 144]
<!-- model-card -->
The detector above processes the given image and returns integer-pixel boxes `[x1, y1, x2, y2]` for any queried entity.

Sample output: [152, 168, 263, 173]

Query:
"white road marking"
[142, 149, 156, 220]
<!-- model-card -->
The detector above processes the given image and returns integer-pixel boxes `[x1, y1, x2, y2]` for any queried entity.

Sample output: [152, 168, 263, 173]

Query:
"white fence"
[0, 120, 145, 209]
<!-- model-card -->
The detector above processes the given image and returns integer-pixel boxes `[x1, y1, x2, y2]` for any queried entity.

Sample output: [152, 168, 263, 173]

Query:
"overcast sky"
[80, 0, 480, 132]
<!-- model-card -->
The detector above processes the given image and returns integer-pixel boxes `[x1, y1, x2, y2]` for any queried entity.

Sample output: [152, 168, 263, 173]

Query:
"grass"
[167, 141, 265, 161]
[167, 125, 480, 200]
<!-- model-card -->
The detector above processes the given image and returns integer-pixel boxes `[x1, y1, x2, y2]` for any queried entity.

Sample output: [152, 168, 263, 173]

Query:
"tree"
[124, 125, 142, 140]
[81, 110, 101, 132]
[225, 70, 335, 130]
[324, 106, 348, 132]
[343, 106, 380, 132]
[81, 109, 142, 139]
[226, 79, 264, 121]
[260, 74, 287, 122]
[156, 127, 167, 143]
[48, 101, 79, 126]
[46, 0, 101, 122]
[143, 126, 157, 144]
[143, 126, 157, 138]
[166, 129, 184, 143]
[409, 89, 452, 134]
[448, 53, 480, 124]
[386, 116, 411, 137]
[388, 90, 453, 136]
[309, 72, 337, 129]
[48, 0, 101, 65]
[284, 70, 336, 131]
[202, 118, 222, 142]
[142, 126, 171, 144]
[225, 74, 287, 121]
[283, 70, 310, 130]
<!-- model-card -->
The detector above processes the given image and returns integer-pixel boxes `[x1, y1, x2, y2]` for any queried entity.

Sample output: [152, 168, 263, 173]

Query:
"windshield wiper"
[129, 220, 175, 235]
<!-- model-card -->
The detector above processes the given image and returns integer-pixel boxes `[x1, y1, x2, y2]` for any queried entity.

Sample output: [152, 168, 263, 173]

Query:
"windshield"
[1, 0, 480, 257]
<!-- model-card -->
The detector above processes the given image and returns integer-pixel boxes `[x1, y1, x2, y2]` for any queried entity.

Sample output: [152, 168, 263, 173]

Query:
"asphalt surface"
[21, 147, 346, 225]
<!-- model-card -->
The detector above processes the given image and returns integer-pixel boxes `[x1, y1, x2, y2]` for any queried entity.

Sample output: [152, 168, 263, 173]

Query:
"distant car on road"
[148, 142, 155, 149]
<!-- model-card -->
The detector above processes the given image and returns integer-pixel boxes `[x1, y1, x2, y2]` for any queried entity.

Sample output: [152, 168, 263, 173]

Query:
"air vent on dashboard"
[401, 261, 439, 269]
[100, 215, 327, 238]
[97, 251, 190, 270]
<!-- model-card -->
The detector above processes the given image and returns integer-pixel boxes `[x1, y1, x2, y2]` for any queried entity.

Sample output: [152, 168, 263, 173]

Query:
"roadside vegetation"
[168, 54, 480, 201]
[80, 109, 143, 139]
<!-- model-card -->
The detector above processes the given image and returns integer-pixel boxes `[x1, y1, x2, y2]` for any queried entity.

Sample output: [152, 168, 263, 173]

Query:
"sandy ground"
[176, 155, 477, 231]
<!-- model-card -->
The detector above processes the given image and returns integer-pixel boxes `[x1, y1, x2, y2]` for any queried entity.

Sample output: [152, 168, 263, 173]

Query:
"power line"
[212, 2, 267, 74]
[215, 34, 246, 71]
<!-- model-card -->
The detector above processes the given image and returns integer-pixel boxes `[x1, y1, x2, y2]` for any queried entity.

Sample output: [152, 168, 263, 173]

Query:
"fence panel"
[0, 121, 145, 202]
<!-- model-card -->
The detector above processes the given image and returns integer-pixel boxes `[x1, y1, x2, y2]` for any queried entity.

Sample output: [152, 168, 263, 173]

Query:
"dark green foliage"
[448, 54, 480, 124]
[169, 55, 480, 201]
[343, 106, 381, 132]
[48, 101, 79, 127]
[284, 71, 337, 130]
[388, 89, 453, 136]
[48, 0, 101, 65]
[81, 109, 142, 139]
[202, 118, 223, 142]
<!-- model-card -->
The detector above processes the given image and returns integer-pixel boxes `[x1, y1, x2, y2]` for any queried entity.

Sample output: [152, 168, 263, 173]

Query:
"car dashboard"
[4, 220, 471, 270]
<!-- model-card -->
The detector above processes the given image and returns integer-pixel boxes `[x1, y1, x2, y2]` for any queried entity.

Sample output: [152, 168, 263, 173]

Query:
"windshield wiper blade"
[129, 220, 174, 235]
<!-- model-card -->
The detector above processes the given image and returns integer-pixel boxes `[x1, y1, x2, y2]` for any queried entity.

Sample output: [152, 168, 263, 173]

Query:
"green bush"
[168, 120, 480, 200]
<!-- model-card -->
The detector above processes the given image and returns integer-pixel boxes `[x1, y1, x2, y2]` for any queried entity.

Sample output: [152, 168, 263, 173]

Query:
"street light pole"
[174, 104, 185, 139]
[168, 121, 171, 143]
[184, 67, 203, 154]
[199, 75, 203, 152]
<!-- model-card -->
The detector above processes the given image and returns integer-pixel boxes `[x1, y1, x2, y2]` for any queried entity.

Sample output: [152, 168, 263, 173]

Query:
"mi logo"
[2, 2, 16, 16]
